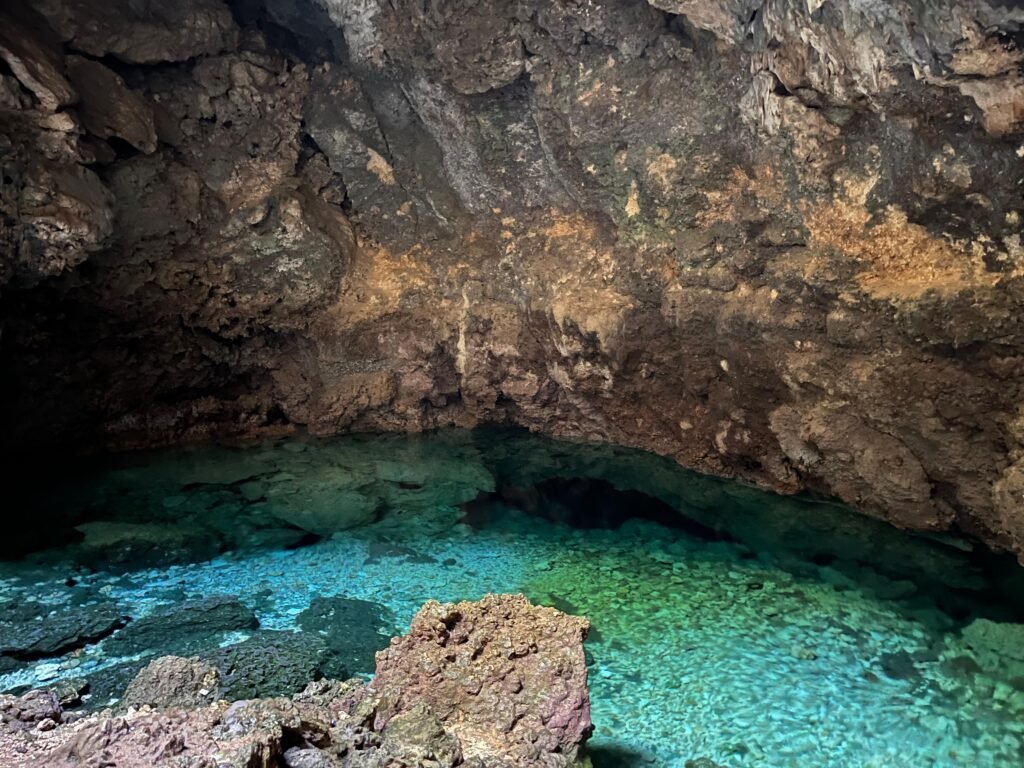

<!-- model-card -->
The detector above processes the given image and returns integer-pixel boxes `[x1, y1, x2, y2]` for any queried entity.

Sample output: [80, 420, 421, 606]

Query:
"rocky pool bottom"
[2, 429, 1024, 767]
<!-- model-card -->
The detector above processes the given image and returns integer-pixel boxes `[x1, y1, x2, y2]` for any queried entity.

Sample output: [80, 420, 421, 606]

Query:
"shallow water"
[3, 429, 1024, 767]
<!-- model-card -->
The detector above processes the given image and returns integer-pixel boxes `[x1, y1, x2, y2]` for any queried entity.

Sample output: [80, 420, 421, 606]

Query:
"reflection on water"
[3, 428, 1024, 767]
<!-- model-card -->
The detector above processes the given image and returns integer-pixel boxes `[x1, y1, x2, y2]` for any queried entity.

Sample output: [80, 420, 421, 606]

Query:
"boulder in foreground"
[0, 594, 592, 768]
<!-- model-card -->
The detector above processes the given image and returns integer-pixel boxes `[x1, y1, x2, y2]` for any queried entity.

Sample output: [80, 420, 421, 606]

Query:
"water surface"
[3, 429, 1023, 767]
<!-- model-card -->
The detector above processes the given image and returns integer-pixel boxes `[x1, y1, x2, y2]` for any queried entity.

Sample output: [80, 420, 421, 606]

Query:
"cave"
[2, 0, 1024, 766]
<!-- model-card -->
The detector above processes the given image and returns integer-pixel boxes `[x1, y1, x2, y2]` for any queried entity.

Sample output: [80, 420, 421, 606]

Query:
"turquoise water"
[3, 429, 1024, 767]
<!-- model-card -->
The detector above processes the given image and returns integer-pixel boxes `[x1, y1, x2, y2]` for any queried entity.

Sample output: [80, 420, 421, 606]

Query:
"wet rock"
[4, 0, 1024, 574]
[44, 678, 88, 708]
[123, 656, 220, 709]
[297, 596, 392, 677]
[0, 596, 595, 767]
[204, 631, 329, 701]
[268, 484, 379, 537]
[0, 602, 126, 661]
[878, 651, 919, 681]
[79, 658, 149, 709]
[72, 521, 222, 571]
[105, 596, 258, 657]
[961, 619, 1024, 681]
[685, 760, 726, 768]
[371, 594, 592, 767]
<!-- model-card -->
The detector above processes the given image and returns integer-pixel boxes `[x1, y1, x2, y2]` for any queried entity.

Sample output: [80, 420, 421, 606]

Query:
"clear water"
[3, 429, 1024, 767]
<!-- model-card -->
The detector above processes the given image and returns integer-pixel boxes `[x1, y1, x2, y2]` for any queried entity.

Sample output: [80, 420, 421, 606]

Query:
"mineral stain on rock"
[2, 0, 1024, 567]
[2, 0, 1024, 766]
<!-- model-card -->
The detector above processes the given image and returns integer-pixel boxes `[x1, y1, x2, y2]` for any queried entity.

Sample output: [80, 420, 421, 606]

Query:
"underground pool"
[2, 428, 1023, 767]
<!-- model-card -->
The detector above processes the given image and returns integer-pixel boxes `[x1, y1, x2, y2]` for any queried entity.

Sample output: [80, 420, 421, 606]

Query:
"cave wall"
[2, 0, 1024, 559]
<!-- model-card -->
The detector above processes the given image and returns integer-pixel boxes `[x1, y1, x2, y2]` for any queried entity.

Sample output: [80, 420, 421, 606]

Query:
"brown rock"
[371, 594, 592, 767]
[33, 0, 237, 64]
[0, 5, 74, 112]
[122, 656, 220, 710]
[65, 56, 157, 153]
[4, 0, 1024, 566]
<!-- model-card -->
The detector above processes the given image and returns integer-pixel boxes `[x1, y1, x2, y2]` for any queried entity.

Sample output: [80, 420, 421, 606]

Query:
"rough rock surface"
[0, 596, 592, 768]
[0, 602, 126, 662]
[205, 631, 330, 701]
[3, 0, 1024, 560]
[296, 596, 392, 677]
[104, 596, 258, 657]
[122, 656, 221, 710]
[371, 594, 592, 767]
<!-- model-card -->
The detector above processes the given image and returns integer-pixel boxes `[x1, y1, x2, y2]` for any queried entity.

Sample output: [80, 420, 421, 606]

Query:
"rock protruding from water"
[372, 593, 593, 767]
[0, 596, 592, 768]
[105, 596, 257, 657]
[0, 602, 126, 662]
[122, 656, 220, 710]
[205, 631, 329, 701]
[297, 596, 392, 677]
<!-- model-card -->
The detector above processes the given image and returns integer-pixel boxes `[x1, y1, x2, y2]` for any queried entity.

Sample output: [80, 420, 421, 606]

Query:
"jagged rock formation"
[2, 0, 1024, 559]
[371, 594, 592, 767]
[0, 595, 592, 768]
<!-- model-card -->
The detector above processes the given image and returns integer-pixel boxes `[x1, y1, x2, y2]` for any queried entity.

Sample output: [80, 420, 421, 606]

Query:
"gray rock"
[283, 747, 335, 768]
[203, 631, 329, 701]
[296, 596, 391, 677]
[0, 690, 62, 731]
[105, 596, 257, 657]
[0, 603, 126, 660]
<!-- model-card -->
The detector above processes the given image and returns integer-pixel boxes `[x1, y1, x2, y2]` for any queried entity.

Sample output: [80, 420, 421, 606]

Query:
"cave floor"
[2, 431, 1023, 767]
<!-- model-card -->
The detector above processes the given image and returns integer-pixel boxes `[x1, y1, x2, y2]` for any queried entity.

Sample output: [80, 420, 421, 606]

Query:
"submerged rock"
[0, 602, 126, 661]
[961, 619, 1024, 682]
[0, 595, 592, 768]
[297, 596, 392, 677]
[204, 631, 329, 701]
[78, 658, 149, 709]
[105, 596, 257, 657]
[72, 521, 223, 570]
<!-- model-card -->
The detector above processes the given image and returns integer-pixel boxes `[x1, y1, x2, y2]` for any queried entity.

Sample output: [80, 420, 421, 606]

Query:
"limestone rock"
[266, 481, 379, 536]
[3, 0, 1024, 566]
[0, 596, 594, 768]
[204, 631, 330, 701]
[72, 520, 222, 571]
[297, 596, 392, 677]
[0, 690, 62, 732]
[961, 618, 1024, 682]
[371, 594, 592, 767]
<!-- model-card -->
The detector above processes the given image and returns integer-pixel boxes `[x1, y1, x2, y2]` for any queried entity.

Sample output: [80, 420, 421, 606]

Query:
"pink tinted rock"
[370, 593, 592, 767]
